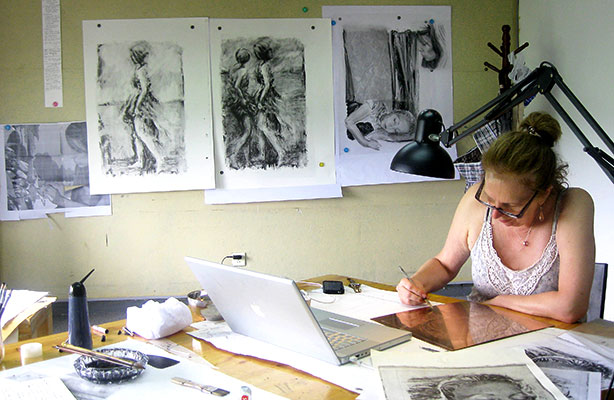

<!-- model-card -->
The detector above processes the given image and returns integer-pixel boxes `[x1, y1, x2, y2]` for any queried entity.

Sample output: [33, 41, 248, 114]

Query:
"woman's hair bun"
[518, 112, 561, 147]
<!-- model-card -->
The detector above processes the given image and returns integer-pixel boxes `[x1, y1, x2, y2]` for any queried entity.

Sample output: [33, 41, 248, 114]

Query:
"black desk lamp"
[390, 61, 614, 184]
[390, 109, 455, 179]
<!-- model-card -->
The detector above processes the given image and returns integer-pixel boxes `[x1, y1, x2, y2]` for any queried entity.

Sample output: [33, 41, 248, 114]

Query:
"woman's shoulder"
[560, 187, 594, 210]
[558, 187, 595, 222]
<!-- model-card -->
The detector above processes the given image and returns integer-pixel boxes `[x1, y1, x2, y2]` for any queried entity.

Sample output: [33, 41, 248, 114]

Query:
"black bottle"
[68, 269, 94, 349]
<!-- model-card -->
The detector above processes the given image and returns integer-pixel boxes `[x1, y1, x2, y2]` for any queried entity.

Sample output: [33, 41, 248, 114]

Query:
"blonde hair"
[481, 112, 568, 192]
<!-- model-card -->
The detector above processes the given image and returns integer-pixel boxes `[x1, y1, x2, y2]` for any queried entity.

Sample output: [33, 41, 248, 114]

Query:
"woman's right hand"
[396, 278, 428, 306]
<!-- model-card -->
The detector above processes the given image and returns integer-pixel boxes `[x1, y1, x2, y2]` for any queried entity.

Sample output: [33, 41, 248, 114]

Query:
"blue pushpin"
[344, 147, 349, 153]
[331, 20, 336, 26]
[429, 19, 435, 24]
[4, 125, 11, 130]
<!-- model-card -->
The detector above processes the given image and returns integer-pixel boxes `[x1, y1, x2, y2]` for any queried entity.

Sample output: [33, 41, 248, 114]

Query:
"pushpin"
[53, 101, 58, 107]
[302, 6, 308, 12]
[344, 147, 349, 153]
[319, 162, 325, 167]
[332, 20, 336, 26]
[4, 125, 11, 130]
[429, 19, 435, 24]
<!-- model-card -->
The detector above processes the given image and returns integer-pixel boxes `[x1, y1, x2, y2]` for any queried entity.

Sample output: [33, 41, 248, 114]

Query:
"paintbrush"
[398, 266, 435, 310]
[54, 342, 146, 369]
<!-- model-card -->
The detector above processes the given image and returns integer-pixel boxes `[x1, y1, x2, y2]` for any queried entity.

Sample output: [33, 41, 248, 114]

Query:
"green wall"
[0, 0, 518, 299]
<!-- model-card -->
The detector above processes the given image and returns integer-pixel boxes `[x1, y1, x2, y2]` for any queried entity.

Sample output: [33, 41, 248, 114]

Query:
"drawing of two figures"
[223, 38, 302, 170]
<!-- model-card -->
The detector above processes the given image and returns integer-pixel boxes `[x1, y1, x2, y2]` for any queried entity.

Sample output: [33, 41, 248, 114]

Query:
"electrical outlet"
[232, 252, 246, 267]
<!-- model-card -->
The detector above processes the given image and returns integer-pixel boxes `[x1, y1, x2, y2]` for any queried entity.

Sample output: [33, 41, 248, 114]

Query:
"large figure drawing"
[96, 40, 187, 176]
[221, 36, 307, 170]
[343, 23, 447, 151]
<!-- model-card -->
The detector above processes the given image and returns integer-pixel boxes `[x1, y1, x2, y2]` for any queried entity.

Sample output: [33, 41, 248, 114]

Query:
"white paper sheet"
[0, 376, 76, 400]
[42, 0, 63, 108]
[207, 18, 336, 203]
[371, 346, 566, 399]
[83, 18, 215, 194]
[1, 122, 112, 221]
[204, 183, 342, 204]
[309, 284, 430, 322]
[0, 338, 286, 400]
[1, 290, 49, 329]
[322, 5, 457, 187]
[189, 320, 384, 399]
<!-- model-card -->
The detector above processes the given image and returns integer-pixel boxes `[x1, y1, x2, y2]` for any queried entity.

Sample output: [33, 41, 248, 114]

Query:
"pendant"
[523, 240, 529, 246]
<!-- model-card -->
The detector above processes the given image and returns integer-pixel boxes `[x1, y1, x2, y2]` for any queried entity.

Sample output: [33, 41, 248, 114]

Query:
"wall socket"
[232, 252, 246, 267]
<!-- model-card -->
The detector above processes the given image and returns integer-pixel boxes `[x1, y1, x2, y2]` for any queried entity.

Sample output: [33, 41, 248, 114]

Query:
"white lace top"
[468, 191, 564, 302]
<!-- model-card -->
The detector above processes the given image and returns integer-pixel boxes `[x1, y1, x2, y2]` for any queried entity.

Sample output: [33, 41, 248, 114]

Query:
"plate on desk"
[372, 301, 552, 351]
[74, 348, 147, 384]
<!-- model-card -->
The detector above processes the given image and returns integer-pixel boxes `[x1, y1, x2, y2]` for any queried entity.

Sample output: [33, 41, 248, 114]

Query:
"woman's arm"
[485, 188, 596, 323]
[344, 102, 381, 150]
[397, 185, 479, 304]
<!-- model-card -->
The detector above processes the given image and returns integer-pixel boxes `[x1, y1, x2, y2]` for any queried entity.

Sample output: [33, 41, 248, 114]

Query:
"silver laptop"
[185, 256, 411, 365]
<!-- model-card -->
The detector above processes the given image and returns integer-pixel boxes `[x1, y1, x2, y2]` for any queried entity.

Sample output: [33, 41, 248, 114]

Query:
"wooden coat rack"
[484, 25, 529, 93]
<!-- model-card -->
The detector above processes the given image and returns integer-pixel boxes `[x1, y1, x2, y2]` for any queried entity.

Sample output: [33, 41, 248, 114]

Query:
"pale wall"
[520, 0, 614, 320]
[0, 0, 517, 299]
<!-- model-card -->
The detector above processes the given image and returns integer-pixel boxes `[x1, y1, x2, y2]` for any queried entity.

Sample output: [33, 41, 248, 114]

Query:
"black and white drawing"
[96, 40, 186, 176]
[324, 5, 455, 186]
[540, 367, 601, 399]
[524, 340, 614, 390]
[343, 23, 447, 152]
[1, 122, 111, 220]
[208, 18, 336, 199]
[83, 18, 215, 194]
[379, 364, 559, 400]
[220, 36, 307, 170]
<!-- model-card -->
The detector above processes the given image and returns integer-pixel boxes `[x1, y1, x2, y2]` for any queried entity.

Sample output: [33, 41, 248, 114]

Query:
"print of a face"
[452, 381, 535, 400]
[418, 34, 437, 62]
[381, 112, 413, 134]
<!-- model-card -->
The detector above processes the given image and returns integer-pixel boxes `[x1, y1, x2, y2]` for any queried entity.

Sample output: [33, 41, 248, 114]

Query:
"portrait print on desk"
[206, 19, 337, 204]
[372, 301, 551, 351]
[0, 122, 111, 221]
[522, 336, 614, 390]
[322, 6, 456, 186]
[83, 18, 215, 194]
[378, 364, 562, 400]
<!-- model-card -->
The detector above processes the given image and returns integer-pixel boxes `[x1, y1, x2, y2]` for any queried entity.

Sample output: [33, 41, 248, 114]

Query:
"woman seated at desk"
[396, 112, 596, 324]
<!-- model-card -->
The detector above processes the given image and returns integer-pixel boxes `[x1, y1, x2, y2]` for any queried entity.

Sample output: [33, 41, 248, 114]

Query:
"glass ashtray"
[74, 348, 148, 384]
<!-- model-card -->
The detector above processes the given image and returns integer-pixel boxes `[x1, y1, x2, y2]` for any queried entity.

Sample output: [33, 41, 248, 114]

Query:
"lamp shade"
[390, 109, 455, 179]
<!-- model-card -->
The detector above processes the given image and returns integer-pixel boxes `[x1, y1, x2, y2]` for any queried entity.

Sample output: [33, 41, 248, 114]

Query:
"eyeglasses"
[474, 180, 538, 219]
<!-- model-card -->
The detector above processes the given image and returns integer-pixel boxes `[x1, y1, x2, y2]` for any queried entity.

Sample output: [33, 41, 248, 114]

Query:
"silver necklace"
[519, 224, 534, 247]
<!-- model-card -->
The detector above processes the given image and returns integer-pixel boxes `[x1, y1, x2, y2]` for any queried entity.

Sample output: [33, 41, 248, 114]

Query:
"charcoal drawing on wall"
[95, 40, 187, 176]
[220, 36, 307, 170]
[343, 23, 447, 151]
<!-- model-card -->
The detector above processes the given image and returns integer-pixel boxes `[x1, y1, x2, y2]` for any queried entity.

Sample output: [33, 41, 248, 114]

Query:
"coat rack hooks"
[484, 25, 529, 92]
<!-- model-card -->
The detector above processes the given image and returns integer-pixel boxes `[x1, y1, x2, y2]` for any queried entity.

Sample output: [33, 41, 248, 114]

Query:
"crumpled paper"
[126, 297, 192, 339]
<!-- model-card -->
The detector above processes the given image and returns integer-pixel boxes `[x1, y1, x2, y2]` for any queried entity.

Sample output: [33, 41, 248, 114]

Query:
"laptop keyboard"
[323, 329, 366, 351]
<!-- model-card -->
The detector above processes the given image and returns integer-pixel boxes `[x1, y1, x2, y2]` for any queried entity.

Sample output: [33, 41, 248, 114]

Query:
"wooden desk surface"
[0, 275, 584, 399]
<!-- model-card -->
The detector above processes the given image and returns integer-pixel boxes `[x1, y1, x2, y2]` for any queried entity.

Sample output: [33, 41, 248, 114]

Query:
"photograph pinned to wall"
[0, 122, 111, 221]
[83, 18, 215, 194]
[206, 18, 338, 204]
[322, 6, 456, 186]
[378, 364, 566, 400]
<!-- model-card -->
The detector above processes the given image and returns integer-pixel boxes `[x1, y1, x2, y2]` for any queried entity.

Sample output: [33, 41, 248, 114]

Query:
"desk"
[0, 276, 599, 399]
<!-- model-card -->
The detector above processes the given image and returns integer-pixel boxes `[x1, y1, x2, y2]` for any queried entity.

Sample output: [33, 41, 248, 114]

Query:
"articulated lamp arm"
[442, 61, 614, 184]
